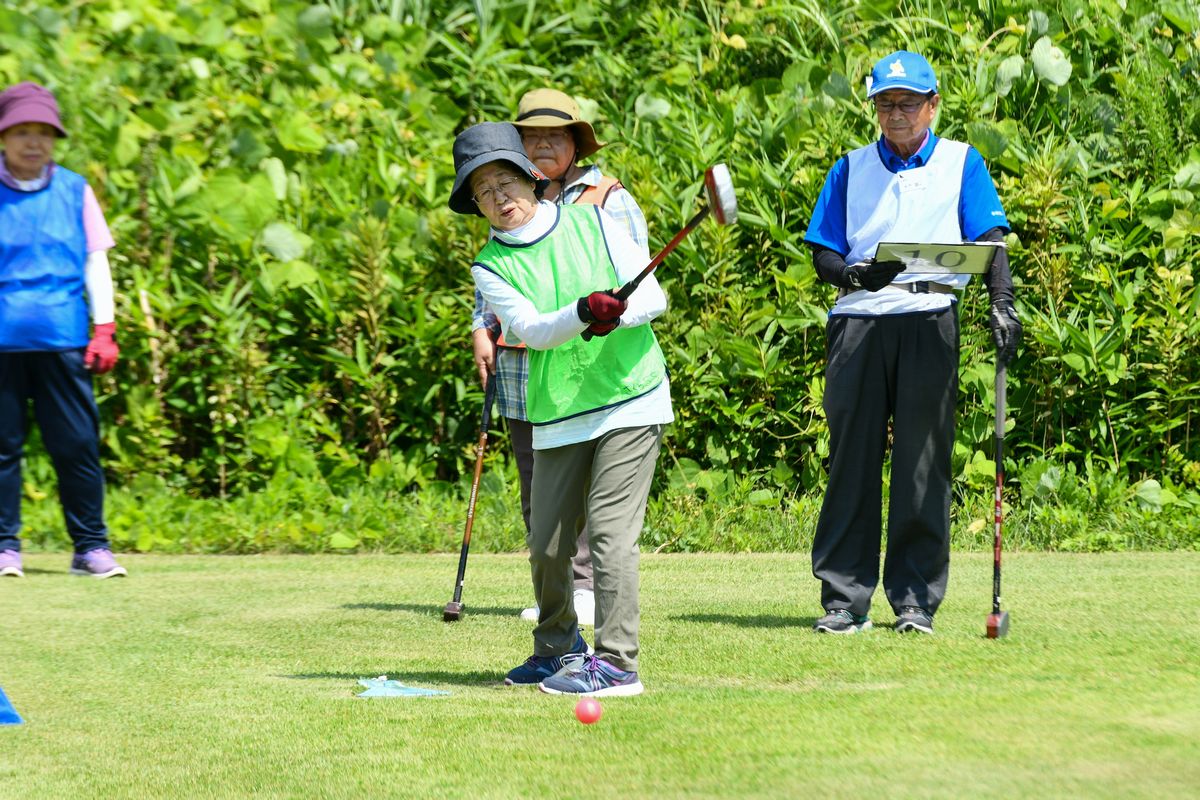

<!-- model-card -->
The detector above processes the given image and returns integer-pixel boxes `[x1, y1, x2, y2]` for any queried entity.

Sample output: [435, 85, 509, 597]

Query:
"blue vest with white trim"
[0, 167, 89, 351]
[836, 138, 969, 316]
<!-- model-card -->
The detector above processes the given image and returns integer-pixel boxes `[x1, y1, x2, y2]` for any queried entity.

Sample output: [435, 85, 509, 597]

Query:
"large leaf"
[995, 55, 1024, 96]
[1134, 479, 1177, 510]
[966, 121, 1009, 160]
[634, 93, 671, 121]
[297, 4, 334, 40]
[259, 222, 312, 262]
[1173, 150, 1200, 189]
[276, 111, 326, 153]
[261, 157, 288, 200]
[188, 171, 278, 243]
[1031, 37, 1072, 86]
[262, 259, 320, 290]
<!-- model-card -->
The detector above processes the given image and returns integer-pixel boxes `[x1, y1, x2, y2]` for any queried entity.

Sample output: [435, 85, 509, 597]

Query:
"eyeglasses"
[520, 129, 573, 146]
[472, 176, 525, 206]
[873, 97, 930, 114]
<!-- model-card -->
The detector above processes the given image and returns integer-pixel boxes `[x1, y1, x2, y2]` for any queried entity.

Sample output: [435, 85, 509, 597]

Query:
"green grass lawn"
[4, 552, 1199, 799]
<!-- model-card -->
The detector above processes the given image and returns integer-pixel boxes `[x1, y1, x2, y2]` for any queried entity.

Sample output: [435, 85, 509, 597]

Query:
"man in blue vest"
[803, 51, 1022, 634]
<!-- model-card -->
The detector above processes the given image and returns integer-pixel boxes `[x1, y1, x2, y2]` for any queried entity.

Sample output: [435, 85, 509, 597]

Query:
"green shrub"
[3, 1, 1198, 543]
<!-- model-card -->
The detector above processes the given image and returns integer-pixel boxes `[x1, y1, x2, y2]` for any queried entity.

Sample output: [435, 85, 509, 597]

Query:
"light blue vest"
[0, 167, 89, 351]
[835, 138, 970, 316]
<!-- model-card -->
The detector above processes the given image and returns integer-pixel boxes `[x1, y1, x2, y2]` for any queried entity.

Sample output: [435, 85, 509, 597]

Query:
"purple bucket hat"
[0, 82, 67, 137]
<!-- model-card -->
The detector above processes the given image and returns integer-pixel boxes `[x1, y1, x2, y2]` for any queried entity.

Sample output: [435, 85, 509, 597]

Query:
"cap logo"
[887, 59, 906, 78]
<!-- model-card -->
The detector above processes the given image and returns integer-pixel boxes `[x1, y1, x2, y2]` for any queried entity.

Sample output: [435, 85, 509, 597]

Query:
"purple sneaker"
[0, 549, 23, 578]
[538, 653, 644, 697]
[70, 549, 127, 579]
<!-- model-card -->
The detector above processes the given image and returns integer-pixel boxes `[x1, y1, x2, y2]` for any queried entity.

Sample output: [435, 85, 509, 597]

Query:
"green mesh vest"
[476, 205, 666, 425]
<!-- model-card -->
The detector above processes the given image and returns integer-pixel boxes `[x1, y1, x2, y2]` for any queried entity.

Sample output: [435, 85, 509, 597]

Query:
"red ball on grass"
[574, 697, 602, 725]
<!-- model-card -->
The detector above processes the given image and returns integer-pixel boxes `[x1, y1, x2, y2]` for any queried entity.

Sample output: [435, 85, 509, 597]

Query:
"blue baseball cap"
[866, 51, 938, 98]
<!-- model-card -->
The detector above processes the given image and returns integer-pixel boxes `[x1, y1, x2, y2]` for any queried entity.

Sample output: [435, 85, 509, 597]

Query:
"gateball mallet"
[615, 163, 738, 302]
[443, 373, 497, 622]
[987, 360, 1011, 639]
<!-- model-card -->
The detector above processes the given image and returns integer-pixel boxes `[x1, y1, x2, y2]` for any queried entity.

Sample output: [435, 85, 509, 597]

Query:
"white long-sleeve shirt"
[471, 201, 674, 449]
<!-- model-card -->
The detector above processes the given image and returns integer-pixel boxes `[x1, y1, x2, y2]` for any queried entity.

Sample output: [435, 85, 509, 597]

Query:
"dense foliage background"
[4, 0, 1200, 552]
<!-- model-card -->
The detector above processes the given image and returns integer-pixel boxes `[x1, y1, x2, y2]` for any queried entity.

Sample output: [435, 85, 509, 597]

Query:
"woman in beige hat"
[469, 89, 650, 626]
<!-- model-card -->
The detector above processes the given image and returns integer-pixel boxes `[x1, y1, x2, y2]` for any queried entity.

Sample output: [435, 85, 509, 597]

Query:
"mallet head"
[986, 610, 1009, 639]
[443, 601, 463, 622]
[703, 163, 738, 226]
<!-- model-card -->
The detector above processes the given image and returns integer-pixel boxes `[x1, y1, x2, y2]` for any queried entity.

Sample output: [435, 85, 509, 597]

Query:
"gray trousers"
[813, 308, 958, 617]
[507, 417, 593, 590]
[528, 424, 663, 672]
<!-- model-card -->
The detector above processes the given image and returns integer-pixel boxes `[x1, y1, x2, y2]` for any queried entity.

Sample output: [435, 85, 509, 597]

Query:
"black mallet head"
[443, 601, 464, 622]
[986, 610, 1010, 639]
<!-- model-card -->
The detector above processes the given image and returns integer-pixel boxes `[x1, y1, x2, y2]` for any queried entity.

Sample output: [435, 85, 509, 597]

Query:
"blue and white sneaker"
[538, 653, 644, 697]
[895, 606, 934, 634]
[504, 631, 591, 686]
[813, 609, 872, 634]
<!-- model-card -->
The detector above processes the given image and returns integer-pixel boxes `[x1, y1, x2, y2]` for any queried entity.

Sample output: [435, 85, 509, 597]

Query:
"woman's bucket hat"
[0, 82, 67, 137]
[448, 122, 549, 216]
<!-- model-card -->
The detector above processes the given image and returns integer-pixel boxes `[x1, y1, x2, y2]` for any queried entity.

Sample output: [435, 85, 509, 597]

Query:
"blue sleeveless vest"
[0, 166, 89, 351]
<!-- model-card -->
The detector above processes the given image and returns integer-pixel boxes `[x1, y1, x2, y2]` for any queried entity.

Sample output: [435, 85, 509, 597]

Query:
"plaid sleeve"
[471, 287, 501, 336]
[602, 187, 649, 254]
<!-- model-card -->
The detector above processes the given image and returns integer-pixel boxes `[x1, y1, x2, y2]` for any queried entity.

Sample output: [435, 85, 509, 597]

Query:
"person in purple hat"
[0, 81, 126, 579]
[803, 51, 1021, 634]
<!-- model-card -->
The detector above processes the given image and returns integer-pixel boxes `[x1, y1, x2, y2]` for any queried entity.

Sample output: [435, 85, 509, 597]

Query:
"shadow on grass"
[342, 602, 518, 618]
[284, 670, 502, 687]
[669, 613, 820, 629]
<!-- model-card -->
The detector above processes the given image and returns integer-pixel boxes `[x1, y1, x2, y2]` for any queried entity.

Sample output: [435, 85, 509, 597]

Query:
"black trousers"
[0, 350, 109, 554]
[812, 308, 958, 617]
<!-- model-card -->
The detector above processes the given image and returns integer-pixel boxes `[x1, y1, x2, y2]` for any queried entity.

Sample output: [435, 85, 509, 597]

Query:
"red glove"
[576, 290, 627, 324]
[85, 322, 119, 374]
[581, 319, 620, 341]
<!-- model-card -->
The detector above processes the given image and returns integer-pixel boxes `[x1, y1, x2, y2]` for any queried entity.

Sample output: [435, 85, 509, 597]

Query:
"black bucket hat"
[448, 122, 550, 216]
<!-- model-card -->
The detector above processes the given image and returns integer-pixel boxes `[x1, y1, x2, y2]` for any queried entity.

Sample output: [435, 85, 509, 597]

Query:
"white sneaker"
[519, 590, 595, 626]
[573, 589, 595, 627]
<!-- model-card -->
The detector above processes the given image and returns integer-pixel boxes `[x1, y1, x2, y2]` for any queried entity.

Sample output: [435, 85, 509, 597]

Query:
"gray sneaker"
[0, 549, 23, 578]
[70, 549, 127, 579]
[813, 609, 872, 634]
[895, 606, 934, 634]
[538, 653, 644, 697]
[504, 631, 591, 686]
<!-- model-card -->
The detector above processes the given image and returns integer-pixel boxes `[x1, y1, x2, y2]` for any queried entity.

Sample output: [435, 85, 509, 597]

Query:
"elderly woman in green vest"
[450, 121, 671, 697]
[471, 88, 650, 628]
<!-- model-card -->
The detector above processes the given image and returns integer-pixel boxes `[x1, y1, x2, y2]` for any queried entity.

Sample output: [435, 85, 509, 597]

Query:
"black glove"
[581, 319, 621, 341]
[842, 259, 905, 292]
[989, 300, 1022, 365]
[577, 290, 627, 324]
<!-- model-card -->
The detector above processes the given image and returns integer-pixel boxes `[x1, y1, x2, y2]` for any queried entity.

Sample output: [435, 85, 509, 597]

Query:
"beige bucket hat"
[512, 88, 604, 159]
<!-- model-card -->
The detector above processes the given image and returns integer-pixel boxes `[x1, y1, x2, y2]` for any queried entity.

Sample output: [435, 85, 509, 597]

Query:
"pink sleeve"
[82, 184, 116, 253]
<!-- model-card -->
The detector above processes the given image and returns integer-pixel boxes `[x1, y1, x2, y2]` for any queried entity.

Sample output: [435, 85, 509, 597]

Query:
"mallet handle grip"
[993, 361, 1006, 616]
[450, 374, 496, 605]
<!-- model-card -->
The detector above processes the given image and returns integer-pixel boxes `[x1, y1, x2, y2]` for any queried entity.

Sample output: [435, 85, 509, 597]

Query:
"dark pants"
[813, 308, 958, 617]
[508, 417, 593, 591]
[0, 350, 109, 554]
